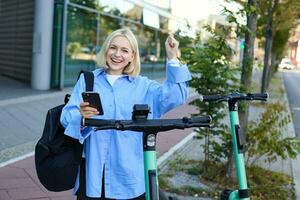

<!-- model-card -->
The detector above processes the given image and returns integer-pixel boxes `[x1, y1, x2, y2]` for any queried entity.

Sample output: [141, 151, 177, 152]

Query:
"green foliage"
[67, 42, 81, 56]
[256, 0, 300, 61]
[221, 6, 249, 38]
[175, 26, 239, 163]
[246, 102, 300, 165]
[272, 0, 300, 60]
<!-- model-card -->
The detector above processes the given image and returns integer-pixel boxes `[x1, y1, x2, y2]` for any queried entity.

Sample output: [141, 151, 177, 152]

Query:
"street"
[283, 70, 300, 137]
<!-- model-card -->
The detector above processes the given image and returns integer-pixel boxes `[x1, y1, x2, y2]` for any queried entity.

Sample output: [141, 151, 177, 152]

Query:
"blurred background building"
[1, 0, 282, 91]
[288, 24, 300, 68]
[0, 0, 188, 90]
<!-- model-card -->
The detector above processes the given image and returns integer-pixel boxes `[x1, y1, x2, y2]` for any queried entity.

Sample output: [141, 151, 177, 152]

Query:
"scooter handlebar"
[201, 94, 224, 102]
[201, 92, 268, 102]
[81, 116, 211, 132]
[188, 116, 211, 124]
[247, 93, 268, 101]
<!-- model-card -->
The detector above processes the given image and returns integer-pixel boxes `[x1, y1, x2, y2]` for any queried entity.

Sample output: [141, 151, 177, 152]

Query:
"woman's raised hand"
[165, 33, 180, 60]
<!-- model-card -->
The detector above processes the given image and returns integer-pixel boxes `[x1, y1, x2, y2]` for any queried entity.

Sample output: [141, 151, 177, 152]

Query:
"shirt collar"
[95, 67, 136, 82]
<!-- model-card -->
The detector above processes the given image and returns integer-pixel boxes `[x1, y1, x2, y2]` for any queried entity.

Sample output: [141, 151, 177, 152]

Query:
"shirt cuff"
[64, 113, 92, 144]
[166, 63, 192, 83]
[167, 58, 180, 66]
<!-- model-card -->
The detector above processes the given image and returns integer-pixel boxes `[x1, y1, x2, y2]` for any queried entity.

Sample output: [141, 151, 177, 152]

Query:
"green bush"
[246, 102, 300, 166]
[176, 25, 239, 164]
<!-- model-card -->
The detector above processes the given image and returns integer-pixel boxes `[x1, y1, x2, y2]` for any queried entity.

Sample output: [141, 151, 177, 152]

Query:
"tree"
[233, 0, 300, 144]
[221, 0, 260, 178]
[259, 0, 300, 92]
[269, 0, 300, 80]
[261, 0, 279, 93]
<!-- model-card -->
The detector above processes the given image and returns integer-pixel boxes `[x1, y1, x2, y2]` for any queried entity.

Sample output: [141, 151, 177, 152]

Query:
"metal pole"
[31, 0, 55, 90]
[59, 0, 68, 89]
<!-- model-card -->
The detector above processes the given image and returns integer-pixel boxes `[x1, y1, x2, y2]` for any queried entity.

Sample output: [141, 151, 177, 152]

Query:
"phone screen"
[82, 92, 104, 115]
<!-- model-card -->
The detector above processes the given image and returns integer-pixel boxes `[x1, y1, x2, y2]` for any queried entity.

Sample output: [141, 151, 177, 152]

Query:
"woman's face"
[106, 35, 134, 75]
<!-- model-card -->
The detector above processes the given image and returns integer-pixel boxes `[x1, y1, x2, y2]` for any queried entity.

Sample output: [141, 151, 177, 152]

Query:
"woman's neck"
[106, 69, 123, 76]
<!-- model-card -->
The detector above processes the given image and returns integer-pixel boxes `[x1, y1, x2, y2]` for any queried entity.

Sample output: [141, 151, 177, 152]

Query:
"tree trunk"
[261, 0, 279, 93]
[267, 51, 277, 88]
[229, 0, 258, 180]
[238, 0, 258, 152]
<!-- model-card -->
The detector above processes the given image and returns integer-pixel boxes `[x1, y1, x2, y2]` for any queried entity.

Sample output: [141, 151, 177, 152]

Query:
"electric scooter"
[201, 92, 268, 200]
[81, 104, 211, 200]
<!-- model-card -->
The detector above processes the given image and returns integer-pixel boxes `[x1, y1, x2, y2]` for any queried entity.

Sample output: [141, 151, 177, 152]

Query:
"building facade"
[0, 0, 34, 83]
[0, 0, 186, 90]
[288, 24, 300, 69]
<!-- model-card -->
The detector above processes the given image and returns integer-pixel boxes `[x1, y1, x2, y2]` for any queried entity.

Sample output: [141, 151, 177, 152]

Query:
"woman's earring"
[105, 61, 110, 69]
[124, 62, 134, 73]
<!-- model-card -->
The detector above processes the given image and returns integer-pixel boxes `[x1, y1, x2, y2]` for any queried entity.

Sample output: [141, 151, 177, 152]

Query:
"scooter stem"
[228, 101, 249, 200]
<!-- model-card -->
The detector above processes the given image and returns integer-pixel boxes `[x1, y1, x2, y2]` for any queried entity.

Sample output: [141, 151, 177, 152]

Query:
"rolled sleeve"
[63, 111, 81, 139]
[60, 74, 93, 144]
[148, 61, 192, 117]
[166, 62, 192, 83]
[63, 111, 92, 144]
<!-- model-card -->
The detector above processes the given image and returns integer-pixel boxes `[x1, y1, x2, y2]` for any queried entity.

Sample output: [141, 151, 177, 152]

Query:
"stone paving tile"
[0, 167, 28, 179]
[0, 190, 13, 200]
[23, 168, 47, 191]
[43, 190, 74, 198]
[10, 156, 34, 170]
[50, 197, 76, 200]
[0, 177, 36, 189]
[7, 187, 48, 200]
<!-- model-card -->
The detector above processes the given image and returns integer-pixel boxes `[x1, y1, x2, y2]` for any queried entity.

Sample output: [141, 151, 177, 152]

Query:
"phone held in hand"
[81, 92, 104, 115]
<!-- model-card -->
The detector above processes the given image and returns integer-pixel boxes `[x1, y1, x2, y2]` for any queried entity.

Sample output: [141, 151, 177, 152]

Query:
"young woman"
[60, 28, 191, 200]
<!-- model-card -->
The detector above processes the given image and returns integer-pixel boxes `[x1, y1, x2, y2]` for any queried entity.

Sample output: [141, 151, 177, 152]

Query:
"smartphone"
[81, 92, 104, 115]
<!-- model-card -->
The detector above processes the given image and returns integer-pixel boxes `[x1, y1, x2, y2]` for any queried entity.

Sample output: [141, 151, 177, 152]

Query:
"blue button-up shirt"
[60, 60, 191, 199]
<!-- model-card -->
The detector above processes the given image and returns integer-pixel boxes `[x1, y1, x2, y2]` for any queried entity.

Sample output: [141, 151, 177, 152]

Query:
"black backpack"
[35, 70, 94, 192]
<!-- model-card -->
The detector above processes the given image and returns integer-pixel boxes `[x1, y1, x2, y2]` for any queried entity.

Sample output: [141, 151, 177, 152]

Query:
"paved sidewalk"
[0, 79, 199, 200]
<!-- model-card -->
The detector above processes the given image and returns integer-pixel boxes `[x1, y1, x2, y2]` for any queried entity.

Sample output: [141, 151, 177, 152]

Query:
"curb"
[157, 131, 197, 167]
[282, 72, 300, 199]
[0, 152, 34, 168]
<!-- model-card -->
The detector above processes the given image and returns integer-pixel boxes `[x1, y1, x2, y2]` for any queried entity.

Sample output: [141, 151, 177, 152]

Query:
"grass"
[159, 159, 296, 200]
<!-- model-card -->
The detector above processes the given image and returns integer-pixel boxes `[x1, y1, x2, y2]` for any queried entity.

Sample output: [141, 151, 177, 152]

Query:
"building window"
[64, 5, 97, 86]
[61, 0, 172, 86]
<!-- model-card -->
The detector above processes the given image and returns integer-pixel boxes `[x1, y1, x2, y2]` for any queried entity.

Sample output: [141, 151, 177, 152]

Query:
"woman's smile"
[110, 57, 123, 64]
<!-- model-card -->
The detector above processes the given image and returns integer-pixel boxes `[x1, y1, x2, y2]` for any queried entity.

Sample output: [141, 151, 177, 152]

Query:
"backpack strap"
[78, 70, 94, 91]
[64, 70, 94, 104]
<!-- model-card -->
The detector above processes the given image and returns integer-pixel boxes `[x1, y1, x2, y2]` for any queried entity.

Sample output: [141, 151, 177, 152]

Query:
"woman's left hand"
[165, 33, 181, 60]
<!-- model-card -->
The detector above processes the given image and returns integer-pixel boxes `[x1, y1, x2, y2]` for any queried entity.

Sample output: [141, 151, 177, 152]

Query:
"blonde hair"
[95, 28, 141, 76]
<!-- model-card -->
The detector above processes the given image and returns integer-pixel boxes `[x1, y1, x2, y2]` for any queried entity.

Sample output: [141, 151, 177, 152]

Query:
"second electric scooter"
[202, 92, 268, 200]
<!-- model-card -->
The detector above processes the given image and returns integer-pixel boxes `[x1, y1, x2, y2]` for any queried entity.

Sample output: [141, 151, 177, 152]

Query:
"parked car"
[141, 54, 158, 62]
[279, 58, 295, 70]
